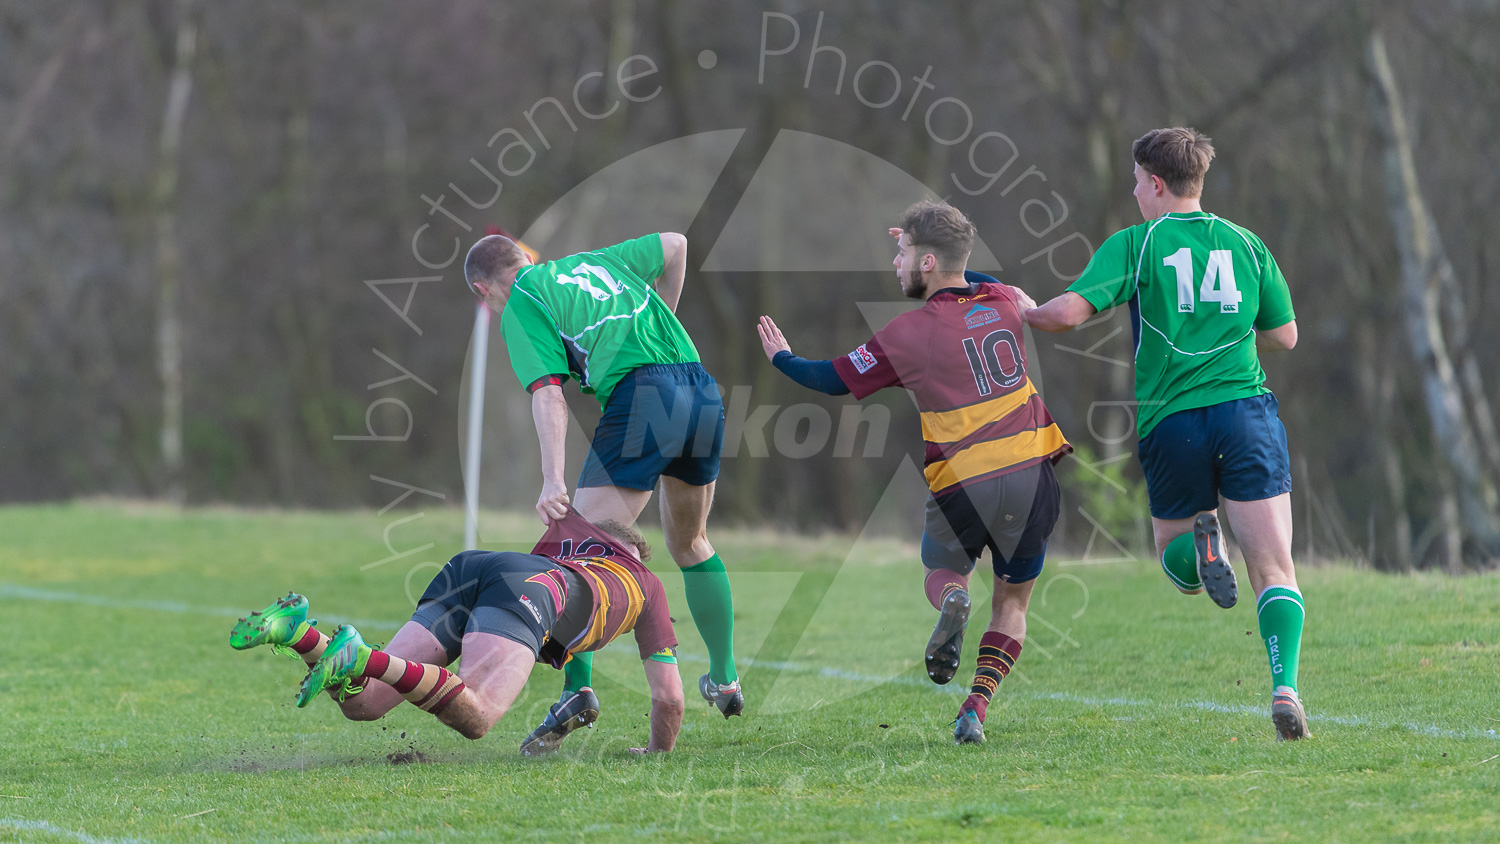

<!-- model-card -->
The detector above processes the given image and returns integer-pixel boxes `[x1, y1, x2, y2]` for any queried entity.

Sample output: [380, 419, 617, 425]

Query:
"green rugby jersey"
[499, 233, 700, 408]
[1066, 212, 1295, 438]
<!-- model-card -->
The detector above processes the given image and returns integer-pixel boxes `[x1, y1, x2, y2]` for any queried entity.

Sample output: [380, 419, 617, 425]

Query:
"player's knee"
[1244, 551, 1297, 585]
[1152, 533, 1183, 561]
[665, 530, 708, 562]
[458, 721, 489, 741]
[1174, 585, 1204, 596]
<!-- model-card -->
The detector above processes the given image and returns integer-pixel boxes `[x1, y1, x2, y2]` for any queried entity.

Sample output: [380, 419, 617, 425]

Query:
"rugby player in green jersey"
[463, 231, 743, 751]
[1026, 128, 1309, 739]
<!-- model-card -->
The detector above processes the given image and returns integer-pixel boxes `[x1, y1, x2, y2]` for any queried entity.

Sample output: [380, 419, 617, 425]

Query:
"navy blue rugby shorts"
[579, 362, 724, 491]
[1136, 392, 1293, 520]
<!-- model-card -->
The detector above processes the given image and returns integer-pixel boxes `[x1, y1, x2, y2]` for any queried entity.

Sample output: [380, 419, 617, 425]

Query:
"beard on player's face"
[900, 266, 927, 299]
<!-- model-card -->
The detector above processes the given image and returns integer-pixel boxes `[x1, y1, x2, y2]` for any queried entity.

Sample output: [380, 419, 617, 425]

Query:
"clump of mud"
[386, 749, 429, 765]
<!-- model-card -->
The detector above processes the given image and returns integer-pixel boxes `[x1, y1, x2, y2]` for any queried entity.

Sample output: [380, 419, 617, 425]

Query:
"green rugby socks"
[1160, 532, 1201, 591]
[682, 554, 738, 685]
[563, 651, 593, 694]
[1256, 585, 1304, 692]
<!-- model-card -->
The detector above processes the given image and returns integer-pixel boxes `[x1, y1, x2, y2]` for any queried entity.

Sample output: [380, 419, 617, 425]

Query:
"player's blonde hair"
[1133, 128, 1215, 198]
[594, 519, 652, 562]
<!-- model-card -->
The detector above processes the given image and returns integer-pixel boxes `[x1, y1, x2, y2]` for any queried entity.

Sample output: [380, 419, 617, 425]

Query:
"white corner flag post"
[463, 300, 490, 550]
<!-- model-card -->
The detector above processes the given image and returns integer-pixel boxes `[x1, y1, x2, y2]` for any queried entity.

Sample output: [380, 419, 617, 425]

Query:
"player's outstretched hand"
[757, 315, 791, 361]
[536, 480, 570, 524]
[1009, 285, 1038, 313]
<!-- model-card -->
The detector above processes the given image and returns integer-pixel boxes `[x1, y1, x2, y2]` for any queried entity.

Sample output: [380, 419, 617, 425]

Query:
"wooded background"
[3, 1, 1497, 570]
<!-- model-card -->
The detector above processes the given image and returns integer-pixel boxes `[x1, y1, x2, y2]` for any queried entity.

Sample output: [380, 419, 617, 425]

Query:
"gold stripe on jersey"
[564, 557, 646, 652]
[923, 424, 1068, 492]
[588, 557, 647, 634]
[920, 378, 1039, 445]
[572, 566, 613, 652]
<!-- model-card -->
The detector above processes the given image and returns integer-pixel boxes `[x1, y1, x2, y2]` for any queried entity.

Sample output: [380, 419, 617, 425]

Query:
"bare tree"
[152, 0, 200, 504]
[1367, 28, 1500, 566]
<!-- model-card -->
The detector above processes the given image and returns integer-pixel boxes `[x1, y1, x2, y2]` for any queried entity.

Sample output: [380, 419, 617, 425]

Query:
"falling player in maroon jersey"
[229, 509, 685, 754]
[758, 199, 1071, 745]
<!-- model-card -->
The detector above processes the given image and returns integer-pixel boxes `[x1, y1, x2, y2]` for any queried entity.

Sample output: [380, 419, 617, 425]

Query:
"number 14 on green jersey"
[1163, 247, 1242, 314]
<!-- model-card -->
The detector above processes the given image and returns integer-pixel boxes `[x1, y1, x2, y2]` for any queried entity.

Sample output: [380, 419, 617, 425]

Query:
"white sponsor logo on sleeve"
[848, 344, 878, 374]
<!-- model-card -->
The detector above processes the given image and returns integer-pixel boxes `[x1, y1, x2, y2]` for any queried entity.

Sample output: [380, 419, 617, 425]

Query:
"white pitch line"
[0, 818, 145, 844]
[6, 583, 1497, 744]
[0, 583, 403, 630]
[669, 653, 1500, 743]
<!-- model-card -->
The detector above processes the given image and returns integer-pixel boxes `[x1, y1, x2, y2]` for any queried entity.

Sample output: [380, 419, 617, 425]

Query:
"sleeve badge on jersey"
[847, 344, 878, 374]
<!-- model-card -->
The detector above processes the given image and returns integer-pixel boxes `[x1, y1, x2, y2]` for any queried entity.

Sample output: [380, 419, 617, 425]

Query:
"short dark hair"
[595, 519, 651, 562]
[897, 199, 975, 271]
[464, 235, 525, 290]
[1133, 127, 1215, 198]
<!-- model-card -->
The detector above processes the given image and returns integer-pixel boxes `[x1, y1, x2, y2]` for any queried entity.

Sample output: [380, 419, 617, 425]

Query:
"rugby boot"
[1194, 513, 1238, 609]
[521, 688, 601, 755]
[925, 588, 971, 685]
[297, 624, 370, 707]
[1271, 686, 1311, 741]
[699, 675, 745, 718]
[953, 710, 986, 745]
[229, 592, 313, 655]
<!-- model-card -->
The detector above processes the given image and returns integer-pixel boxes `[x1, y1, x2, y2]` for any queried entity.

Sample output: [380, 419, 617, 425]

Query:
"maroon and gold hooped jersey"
[832, 279, 1071, 495]
[529, 509, 677, 664]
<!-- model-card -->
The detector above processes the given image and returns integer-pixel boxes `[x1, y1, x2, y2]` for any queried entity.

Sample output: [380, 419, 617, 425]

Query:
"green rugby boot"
[297, 624, 371, 708]
[229, 592, 313, 655]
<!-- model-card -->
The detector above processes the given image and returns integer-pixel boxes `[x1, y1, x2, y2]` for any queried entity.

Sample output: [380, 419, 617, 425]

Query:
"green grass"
[2, 501, 1499, 843]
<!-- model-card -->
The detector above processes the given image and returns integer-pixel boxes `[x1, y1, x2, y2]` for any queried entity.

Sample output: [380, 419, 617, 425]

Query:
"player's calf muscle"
[436, 689, 494, 740]
[649, 697, 684, 752]
[338, 695, 394, 722]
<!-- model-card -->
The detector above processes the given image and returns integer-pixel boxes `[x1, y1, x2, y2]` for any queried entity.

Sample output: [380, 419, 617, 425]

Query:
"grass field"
[2, 501, 1500, 843]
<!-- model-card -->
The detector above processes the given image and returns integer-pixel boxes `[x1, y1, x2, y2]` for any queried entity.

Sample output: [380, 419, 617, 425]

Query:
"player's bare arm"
[1009, 285, 1039, 312]
[655, 232, 688, 312]
[1257, 319, 1298, 351]
[531, 383, 571, 523]
[632, 658, 686, 753]
[1025, 291, 1096, 332]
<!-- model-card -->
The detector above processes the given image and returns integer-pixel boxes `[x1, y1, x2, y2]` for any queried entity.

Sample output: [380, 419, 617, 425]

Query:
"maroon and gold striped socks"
[288, 623, 329, 666]
[361, 650, 466, 714]
[960, 632, 1022, 722]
